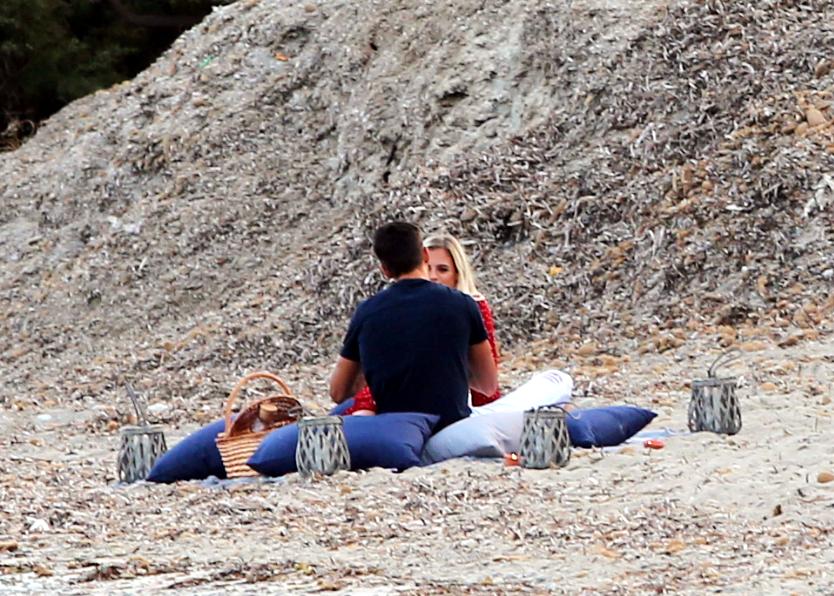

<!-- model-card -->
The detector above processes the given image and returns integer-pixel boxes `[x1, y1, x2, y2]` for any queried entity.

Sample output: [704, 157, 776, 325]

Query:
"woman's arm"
[472, 298, 502, 406]
[477, 298, 500, 365]
[468, 339, 498, 396]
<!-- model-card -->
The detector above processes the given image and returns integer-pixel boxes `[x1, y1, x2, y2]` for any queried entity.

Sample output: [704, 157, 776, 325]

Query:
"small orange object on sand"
[644, 439, 665, 449]
[505, 452, 521, 466]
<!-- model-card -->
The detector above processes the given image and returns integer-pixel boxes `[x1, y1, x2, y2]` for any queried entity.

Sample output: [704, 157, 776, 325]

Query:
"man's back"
[340, 279, 487, 429]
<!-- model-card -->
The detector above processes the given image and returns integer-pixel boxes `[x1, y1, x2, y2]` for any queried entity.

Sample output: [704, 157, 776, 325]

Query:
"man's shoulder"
[433, 284, 476, 303]
[355, 281, 475, 316]
[352, 283, 399, 318]
[430, 281, 476, 297]
[352, 290, 383, 317]
[420, 284, 480, 314]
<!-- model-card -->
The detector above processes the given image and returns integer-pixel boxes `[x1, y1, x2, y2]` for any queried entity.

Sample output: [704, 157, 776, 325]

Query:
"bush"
[0, 0, 230, 144]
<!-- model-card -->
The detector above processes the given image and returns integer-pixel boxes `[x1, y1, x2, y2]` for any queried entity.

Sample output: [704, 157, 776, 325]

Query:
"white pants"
[471, 369, 573, 416]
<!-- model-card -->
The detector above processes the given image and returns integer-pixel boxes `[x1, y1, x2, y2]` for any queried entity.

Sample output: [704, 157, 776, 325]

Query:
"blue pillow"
[328, 398, 355, 416]
[146, 418, 227, 483]
[248, 412, 439, 477]
[567, 406, 656, 448]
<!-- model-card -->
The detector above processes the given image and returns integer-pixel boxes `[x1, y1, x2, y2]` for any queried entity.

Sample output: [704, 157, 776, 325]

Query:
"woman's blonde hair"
[423, 233, 481, 297]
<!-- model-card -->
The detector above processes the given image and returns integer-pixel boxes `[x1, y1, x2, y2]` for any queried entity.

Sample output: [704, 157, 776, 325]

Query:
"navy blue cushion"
[567, 406, 657, 448]
[147, 418, 227, 483]
[328, 398, 354, 416]
[248, 412, 439, 477]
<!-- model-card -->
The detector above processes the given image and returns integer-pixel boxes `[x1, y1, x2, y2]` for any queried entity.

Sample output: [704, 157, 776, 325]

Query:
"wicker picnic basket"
[215, 371, 302, 478]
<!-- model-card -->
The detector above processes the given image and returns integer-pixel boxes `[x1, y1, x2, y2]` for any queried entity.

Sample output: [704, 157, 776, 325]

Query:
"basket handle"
[223, 371, 294, 432]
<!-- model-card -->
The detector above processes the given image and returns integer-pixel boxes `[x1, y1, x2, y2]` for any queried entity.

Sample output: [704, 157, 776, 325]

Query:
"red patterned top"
[345, 297, 501, 413]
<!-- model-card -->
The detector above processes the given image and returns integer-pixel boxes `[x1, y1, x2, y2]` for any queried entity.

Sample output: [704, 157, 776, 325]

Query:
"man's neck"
[394, 267, 428, 282]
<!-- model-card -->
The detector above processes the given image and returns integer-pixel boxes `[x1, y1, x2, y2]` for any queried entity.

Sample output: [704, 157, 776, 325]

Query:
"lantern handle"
[297, 405, 318, 419]
[531, 403, 570, 424]
[126, 383, 149, 426]
[708, 349, 742, 378]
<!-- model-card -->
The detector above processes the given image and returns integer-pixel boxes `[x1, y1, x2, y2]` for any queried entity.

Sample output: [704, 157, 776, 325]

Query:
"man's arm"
[468, 339, 498, 397]
[329, 357, 365, 403]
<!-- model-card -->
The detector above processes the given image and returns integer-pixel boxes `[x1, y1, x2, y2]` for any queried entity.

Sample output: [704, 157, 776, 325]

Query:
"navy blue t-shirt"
[340, 279, 488, 429]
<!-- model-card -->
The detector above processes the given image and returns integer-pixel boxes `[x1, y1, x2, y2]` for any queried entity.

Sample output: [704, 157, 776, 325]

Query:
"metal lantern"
[519, 406, 571, 469]
[295, 416, 351, 477]
[117, 384, 168, 483]
[688, 351, 742, 435]
[118, 425, 168, 483]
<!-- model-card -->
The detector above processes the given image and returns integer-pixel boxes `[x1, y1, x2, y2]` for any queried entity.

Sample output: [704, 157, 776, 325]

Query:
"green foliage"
[1, 0, 65, 115]
[0, 0, 231, 137]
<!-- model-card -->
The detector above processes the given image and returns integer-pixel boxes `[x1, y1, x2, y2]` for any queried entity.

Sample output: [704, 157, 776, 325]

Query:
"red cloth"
[348, 385, 375, 413]
[344, 297, 501, 414]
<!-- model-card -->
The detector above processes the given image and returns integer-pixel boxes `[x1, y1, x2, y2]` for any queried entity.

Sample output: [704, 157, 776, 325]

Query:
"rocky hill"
[1, 0, 832, 415]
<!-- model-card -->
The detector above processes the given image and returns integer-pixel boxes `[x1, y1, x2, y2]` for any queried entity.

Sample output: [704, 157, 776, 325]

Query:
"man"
[329, 222, 498, 430]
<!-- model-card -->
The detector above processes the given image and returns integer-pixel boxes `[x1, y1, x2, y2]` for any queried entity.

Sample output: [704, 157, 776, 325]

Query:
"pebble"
[0, 540, 18, 552]
[805, 107, 827, 127]
[28, 518, 50, 532]
[147, 404, 170, 416]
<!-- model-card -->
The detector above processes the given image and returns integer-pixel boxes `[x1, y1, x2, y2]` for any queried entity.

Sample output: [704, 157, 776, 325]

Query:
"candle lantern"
[519, 406, 571, 469]
[688, 351, 742, 435]
[296, 416, 351, 477]
[117, 384, 168, 483]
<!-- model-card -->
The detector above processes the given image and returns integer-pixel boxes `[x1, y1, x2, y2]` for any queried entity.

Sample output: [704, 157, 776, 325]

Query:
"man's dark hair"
[373, 221, 423, 278]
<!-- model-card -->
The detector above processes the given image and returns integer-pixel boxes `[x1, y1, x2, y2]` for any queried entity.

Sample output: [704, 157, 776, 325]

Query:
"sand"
[1, 331, 832, 594]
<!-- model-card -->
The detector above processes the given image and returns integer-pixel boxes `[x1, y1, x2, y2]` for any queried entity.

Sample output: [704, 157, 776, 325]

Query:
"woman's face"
[427, 247, 458, 289]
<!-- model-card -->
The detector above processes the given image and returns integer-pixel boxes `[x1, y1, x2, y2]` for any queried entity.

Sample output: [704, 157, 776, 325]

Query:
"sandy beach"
[2, 329, 832, 594]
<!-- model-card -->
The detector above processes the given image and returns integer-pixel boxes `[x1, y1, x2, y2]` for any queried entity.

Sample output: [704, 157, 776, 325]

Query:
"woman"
[345, 233, 502, 414]
[423, 233, 502, 407]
